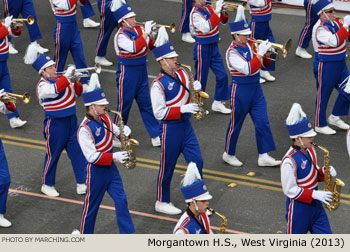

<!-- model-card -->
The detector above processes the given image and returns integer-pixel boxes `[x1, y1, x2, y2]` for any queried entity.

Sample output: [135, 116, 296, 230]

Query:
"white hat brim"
[232, 29, 252, 35]
[157, 51, 179, 61]
[85, 99, 109, 106]
[119, 12, 136, 23]
[318, 3, 335, 15]
[290, 129, 317, 139]
[39, 60, 55, 74]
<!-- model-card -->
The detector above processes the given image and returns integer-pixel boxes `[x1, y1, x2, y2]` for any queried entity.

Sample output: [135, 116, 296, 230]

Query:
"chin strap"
[123, 19, 133, 29]
[91, 104, 101, 117]
[298, 136, 306, 149]
[162, 58, 173, 72]
[193, 200, 199, 213]
[322, 10, 334, 26]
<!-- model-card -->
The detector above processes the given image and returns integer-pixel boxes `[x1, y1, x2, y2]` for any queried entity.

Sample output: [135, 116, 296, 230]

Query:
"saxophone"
[175, 62, 209, 120]
[207, 207, 227, 234]
[312, 143, 345, 211]
[105, 109, 139, 169]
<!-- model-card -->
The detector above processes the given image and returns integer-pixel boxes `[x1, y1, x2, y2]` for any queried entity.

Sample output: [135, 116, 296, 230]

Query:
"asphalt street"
[0, 0, 349, 234]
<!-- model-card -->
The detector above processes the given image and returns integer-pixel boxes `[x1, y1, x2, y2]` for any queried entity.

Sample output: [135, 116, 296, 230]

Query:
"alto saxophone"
[175, 62, 209, 120]
[312, 143, 345, 211]
[105, 109, 139, 169]
[207, 207, 227, 234]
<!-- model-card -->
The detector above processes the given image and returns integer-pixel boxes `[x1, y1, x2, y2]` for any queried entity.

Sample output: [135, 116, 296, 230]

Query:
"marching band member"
[94, 0, 119, 66]
[173, 162, 213, 234]
[179, 0, 196, 43]
[295, 0, 318, 59]
[150, 33, 203, 215]
[0, 89, 16, 228]
[0, 15, 27, 128]
[189, 0, 231, 115]
[3, 0, 48, 54]
[311, 0, 350, 135]
[111, 0, 161, 147]
[49, 0, 90, 85]
[77, 73, 134, 234]
[223, 6, 280, 167]
[281, 103, 335, 234]
[247, 0, 276, 82]
[80, 0, 100, 28]
[24, 49, 87, 197]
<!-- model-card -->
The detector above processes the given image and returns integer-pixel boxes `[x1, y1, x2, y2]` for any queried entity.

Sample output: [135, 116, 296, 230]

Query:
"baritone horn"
[210, 1, 247, 12]
[0, 92, 30, 104]
[250, 38, 292, 61]
[11, 15, 35, 28]
[137, 22, 176, 33]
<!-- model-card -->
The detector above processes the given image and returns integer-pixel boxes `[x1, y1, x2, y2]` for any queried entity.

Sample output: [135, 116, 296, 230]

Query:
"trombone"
[250, 38, 292, 61]
[0, 92, 30, 104]
[11, 15, 35, 28]
[209, 0, 247, 12]
[137, 22, 176, 34]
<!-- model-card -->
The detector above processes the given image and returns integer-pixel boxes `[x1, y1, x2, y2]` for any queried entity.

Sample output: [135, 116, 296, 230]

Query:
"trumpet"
[0, 92, 30, 104]
[209, 0, 247, 12]
[10, 15, 35, 28]
[250, 38, 292, 61]
[56, 64, 102, 78]
[137, 22, 176, 34]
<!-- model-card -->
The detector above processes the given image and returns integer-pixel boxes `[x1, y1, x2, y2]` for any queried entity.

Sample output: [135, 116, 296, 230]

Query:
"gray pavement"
[0, 0, 349, 234]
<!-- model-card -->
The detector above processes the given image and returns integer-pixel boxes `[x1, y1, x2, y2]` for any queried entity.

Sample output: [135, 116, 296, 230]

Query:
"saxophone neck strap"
[186, 207, 208, 234]
[86, 113, 117, 138]
[161, 70, 191, 94]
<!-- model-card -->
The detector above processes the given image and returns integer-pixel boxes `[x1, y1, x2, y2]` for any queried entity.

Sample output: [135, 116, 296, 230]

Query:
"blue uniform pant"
[178, 0, 193, 33]
[0, 139, 11, 214]
[42, 115, 86, 186]
[0, 61, 19, 119]
[157, 119, 203, 203]
[80, 162, 135, 234]
[53, 21, 89, 84]
[3, 0, 42, 42]
[80, 0, 95, 19]
[297, 0, 318, 49]
[285, 198, 332, 234]
[114, 63, 160, 138]
[225, 82, 276, 155]
[250, 20, 276, 71]
[96, 0, 117, 57]
[193, 43, 229, 101]
[313, 59, 350, 127]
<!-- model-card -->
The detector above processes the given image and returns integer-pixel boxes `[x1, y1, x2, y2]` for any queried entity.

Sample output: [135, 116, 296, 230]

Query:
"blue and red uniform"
[189, 2, 229, 101]
[224, 39, 276, 155]
[0, 23, 22, 120]
[77, 113, 134, 234]
[281, 147, 331, 234]
[36, 75, 86, 187]
[151, 67, 203, 203]
[49, 0, 90, 84]
[297, 0, 319, 50]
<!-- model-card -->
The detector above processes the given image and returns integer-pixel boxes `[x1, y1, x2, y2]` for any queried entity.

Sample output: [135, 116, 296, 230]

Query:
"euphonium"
[207, 208, 227, 234]
[105, 109, 139, 169]
[312, 143, 345, 211]
[175, 62, 209, 120]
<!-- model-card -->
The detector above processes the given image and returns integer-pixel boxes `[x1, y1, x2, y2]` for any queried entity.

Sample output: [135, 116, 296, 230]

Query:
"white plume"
[86, 73, 101, 92]
[181, 162, 201, 187]
[154, 27, 169, 48]
[286, 103, 307, 125]
[110, 0, 126, 12]
[234, 5, 246, 22]
[23, 43, 40, 64]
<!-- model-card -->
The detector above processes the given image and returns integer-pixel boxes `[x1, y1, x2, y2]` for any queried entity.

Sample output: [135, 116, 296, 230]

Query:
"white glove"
[330, 166, 337, 177]
[312, 190, 333, 205]
[180, 103, 199, 114]
[123, 125, 131, 137]
[113, 151, 128, 164]
[193, 80, 202, 91]
[257, 40, 271, 57]
[144, 20, 156, 34]
[4, 16, 12, 29]
[343, 15, 350, 28]
[64, 65, 76, 79]
[215, 0, 224, 13]
[0, 89, 7, 99]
